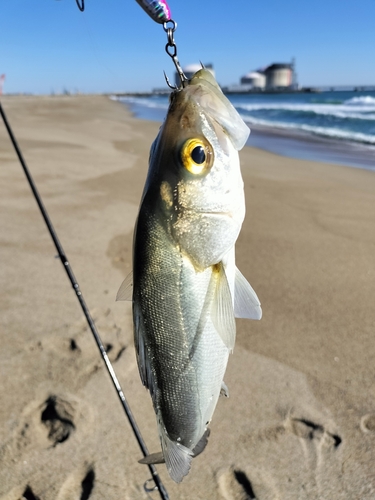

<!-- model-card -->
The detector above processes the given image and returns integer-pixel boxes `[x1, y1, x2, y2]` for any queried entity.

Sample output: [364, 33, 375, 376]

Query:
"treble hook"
[76, 0, 84, 11]
[163, 20, 187, 90]
[163, 71, 178, 90]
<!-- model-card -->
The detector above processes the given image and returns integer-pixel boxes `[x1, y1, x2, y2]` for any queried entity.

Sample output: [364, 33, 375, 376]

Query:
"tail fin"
[158, 421, 194, 483]
[138, 428, 211, 476]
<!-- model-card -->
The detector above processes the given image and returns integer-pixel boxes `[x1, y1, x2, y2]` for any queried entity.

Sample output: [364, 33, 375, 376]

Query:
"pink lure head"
[136, 0, 171, 24]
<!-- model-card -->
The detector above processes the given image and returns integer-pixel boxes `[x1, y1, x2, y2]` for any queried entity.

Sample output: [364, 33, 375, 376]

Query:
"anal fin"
[192, 428, 211, 457]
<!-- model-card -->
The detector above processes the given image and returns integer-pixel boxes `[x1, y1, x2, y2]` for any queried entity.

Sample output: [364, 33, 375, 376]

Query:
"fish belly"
[133, 204, 230, 480]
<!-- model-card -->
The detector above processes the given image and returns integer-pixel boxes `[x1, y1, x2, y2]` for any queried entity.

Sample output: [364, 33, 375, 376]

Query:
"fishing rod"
[0, 102, 170, 500]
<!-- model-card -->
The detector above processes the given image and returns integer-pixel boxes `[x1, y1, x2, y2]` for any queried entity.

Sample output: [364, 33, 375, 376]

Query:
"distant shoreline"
[113, 85, 375, 98]
[115, 97, 375, 173]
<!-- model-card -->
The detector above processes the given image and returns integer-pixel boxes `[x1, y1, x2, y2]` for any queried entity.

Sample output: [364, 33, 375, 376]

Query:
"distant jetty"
[113, 84, 375, 98]
[222, 84, 375, 95]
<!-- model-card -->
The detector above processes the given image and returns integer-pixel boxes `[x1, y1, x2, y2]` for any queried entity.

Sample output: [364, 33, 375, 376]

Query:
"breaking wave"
[241, 115, 375, 145]
[344, 95, 375, 106]
[236, 101, 375, 121]
[235, 94, 375, 145]
[113, 92, 375, 147]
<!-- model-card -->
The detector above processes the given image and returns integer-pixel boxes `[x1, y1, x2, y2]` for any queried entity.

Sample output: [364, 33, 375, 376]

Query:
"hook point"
[163, 71, 178, 90]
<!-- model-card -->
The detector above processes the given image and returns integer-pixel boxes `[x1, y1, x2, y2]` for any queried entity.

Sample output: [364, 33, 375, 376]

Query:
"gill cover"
[189, 69, 250, 150]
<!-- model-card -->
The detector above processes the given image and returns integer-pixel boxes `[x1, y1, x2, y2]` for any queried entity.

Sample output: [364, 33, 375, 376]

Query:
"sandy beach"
[1, 95, 375, 500]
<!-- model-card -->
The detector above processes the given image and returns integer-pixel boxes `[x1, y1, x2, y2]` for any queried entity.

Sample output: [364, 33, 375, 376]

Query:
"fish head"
[146, 69, 250, 270]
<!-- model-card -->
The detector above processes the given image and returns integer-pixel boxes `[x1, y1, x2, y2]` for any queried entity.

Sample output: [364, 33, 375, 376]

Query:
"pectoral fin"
[116, 271, 133, 301]
[210, 262, 236, 352]
[234, 267, 262, 320]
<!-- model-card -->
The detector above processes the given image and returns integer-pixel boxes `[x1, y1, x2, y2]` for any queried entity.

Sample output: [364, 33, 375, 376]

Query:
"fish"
[117, 69, 262, 483]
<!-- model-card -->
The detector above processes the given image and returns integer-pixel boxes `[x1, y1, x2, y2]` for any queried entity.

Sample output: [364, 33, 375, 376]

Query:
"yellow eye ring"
[180, 138, 214, 175]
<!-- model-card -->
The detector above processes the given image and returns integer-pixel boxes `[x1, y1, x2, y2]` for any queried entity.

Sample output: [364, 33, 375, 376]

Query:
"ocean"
[116, 90, 375, 171]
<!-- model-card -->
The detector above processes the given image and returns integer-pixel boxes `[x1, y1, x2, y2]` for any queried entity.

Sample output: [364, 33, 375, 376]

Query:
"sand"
[0, 95, 375, 500]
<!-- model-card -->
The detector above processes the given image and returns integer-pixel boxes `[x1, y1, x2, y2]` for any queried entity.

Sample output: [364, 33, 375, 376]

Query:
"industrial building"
[240, 71, 266, 89]
[264, 63, 293, 89]
[239, 59, 298, 92]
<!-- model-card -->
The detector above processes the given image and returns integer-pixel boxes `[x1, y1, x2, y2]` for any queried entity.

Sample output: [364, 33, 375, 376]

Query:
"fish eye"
[191, 145, 205, 164]
[180, 138, 214, 175]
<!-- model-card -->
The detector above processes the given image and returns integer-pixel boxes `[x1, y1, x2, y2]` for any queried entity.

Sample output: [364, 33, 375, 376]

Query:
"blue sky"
[1, 0, 375, 94]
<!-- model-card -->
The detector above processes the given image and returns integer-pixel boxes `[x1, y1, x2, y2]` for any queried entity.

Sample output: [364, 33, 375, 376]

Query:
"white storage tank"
[240, 71, 266, 89]
[265, 63, 293, 89]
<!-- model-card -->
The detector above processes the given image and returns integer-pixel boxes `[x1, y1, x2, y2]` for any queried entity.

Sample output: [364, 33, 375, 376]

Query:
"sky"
[1, 0, 375, 94]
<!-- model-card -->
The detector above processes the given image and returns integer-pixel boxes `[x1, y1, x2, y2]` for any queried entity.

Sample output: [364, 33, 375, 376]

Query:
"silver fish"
[117, 69, 262, 483]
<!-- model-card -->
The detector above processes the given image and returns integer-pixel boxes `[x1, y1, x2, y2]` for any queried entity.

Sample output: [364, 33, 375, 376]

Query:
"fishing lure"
[135, 0, 171, 24]
[135, 0, 186, 89]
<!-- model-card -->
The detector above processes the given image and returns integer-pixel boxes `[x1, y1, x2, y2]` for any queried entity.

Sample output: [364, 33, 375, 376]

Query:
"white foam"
[236, 102, 375, 120]
[344, 95, 375, 106]
[241, 115, 375, 145]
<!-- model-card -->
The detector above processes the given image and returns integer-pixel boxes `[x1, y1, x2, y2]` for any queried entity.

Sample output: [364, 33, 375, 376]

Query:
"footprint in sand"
[0, 306, 130, 499]
[217, 467, 257, 500]
[0, 466, 95, 500]
[217, 415, 342, 500]
[0, 484, 41, 500]
[286, 414, 343, 497]
[63, 311, 127, 381]
[31, 306, 129, 389]
[288, 417, 342, 448]
[360, 414, 375, 434]
[41, 395, 76, 447]
[21, 485, 40, 500]
[0, 390, 91, 466]
[56, 464, 95, 500]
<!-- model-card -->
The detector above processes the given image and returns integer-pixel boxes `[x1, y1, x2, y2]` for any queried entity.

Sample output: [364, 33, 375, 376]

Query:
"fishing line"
[0, 101, 170, 500]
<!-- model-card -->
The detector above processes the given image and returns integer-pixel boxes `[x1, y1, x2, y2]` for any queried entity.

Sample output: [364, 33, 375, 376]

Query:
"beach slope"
[0, 95, 375, 499]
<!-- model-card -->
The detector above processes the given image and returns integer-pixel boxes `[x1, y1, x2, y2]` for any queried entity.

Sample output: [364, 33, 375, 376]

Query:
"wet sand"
[1, 95, 375, 499]
[248, 125, 375, 171]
